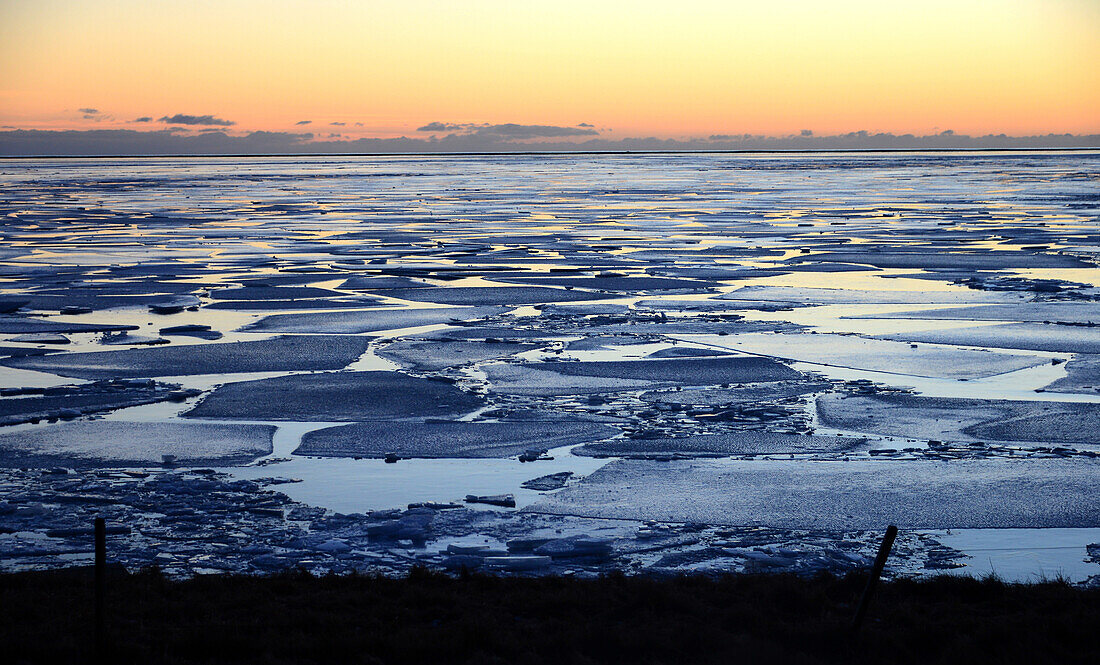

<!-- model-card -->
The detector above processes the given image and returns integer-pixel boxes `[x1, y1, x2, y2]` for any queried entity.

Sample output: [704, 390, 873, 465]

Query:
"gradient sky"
[2, 0, 1098, 140]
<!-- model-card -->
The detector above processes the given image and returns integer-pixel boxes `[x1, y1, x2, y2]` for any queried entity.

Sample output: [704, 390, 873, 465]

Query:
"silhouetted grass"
[2, 567, 1097, 664]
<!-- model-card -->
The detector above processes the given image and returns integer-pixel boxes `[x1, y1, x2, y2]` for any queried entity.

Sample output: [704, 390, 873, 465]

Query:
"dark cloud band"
[1, 128, 1097, 156]
[417, 122, 599, 139]
[157, 114, 235, 127]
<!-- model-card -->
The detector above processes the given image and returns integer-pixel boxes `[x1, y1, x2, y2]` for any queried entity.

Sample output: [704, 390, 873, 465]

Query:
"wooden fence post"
[850, 524, 898, 636]
[94, 517, 106, 663]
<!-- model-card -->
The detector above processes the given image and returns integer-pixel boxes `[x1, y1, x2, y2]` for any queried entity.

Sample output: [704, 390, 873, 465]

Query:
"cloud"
[156, 114, 235, 126]
[295, 120, 312, 125]
[330, 121, 346, 126]
[417, 122, 600, 139]
[577, 122, 594, 128]
[800, 129, 813, 137]
[479, 124, 599, 139]
[2, 128, 1098, 156]
[417, 121, 469, 132]
[133, 117, 153, 123]
[79, 108, 110, 121]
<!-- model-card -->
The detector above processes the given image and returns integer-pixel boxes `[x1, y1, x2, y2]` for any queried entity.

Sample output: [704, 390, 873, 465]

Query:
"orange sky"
[1, 0, 1098, 140]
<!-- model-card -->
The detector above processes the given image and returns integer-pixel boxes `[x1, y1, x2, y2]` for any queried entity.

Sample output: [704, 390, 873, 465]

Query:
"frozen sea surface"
[0, 152, 1098, 582]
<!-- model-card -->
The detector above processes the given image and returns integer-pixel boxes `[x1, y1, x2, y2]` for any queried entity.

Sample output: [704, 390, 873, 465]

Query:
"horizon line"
[4, 147, 1100, 160]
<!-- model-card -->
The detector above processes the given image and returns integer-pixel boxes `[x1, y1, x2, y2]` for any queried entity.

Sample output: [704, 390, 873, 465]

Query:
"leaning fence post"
[850, 524, 898, 636]
[94, 516, 106, 662]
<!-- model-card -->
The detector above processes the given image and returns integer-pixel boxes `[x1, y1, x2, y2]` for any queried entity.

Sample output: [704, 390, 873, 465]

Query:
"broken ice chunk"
[465, 494, 516, 508]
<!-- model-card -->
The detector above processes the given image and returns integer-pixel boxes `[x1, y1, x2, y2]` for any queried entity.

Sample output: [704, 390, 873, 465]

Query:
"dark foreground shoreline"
[3, 568, 1097, 664]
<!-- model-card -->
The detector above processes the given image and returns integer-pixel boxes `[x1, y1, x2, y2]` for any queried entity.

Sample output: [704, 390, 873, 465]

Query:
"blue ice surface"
[2, 151, 1099, 579]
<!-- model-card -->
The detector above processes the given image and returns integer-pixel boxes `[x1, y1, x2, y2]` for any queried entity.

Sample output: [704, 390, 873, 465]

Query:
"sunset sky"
[1, 0, 1098, 147]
